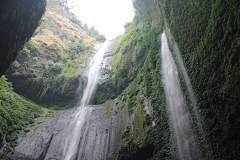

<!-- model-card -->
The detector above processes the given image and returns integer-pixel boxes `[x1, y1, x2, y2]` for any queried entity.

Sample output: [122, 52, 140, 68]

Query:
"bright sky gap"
[67, 0, 135, 40]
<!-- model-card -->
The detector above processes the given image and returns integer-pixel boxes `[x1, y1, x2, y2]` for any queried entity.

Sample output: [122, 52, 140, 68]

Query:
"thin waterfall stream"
[161, 32, 201, 159]
[63, 40, 110, 160]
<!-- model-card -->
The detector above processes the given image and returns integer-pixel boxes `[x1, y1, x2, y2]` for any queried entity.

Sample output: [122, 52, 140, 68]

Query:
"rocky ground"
[10, 99, 123, 160]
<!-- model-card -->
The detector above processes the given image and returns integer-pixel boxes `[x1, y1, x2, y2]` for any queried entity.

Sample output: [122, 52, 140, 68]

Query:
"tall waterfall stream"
[63, 40, 110, 159]
[161, 32, 201, 159]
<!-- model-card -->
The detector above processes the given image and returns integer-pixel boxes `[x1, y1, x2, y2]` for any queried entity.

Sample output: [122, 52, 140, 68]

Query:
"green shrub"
[0, 75, 44, 153]
[59, 30, 69, 39]
[52, 62, 64, 71]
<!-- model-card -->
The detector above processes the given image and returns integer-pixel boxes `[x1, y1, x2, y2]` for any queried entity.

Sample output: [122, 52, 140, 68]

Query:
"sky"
[67, 0, 135, 40]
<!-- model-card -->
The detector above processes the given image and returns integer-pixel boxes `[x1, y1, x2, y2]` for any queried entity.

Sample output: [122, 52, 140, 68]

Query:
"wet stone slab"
[10, 102, 123, 160]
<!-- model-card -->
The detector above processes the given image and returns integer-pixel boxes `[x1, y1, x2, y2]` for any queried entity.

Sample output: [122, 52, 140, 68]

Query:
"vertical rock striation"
[11, 103, 123, 160]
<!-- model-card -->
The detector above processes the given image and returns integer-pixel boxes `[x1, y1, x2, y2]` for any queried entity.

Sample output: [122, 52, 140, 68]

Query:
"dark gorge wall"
[0, 0, 46, 76]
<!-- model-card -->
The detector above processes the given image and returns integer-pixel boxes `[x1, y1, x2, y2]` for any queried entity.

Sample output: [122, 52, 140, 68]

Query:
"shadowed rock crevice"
[0, 0, 46, 76]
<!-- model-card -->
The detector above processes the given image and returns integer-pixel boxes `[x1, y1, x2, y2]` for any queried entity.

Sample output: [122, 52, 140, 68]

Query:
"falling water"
[161, 32, 201, 159]
[81, 40, 110, 107]
[168, 29, 211, 157]
[64, 40, 110, 160]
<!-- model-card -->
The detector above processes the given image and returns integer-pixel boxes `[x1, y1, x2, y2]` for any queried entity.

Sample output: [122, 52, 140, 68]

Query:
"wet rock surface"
[11, 101, 123, 160]
[10, 107, 77, 160]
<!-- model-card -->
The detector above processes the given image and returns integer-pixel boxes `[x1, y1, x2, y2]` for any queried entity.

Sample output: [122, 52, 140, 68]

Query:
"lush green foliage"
[160, 0, 240, 159]
[99, 0, 240, 159]
[0, 76, 45, 158]
[83, 24, 106, 42]
[5, 37, 88, 106]
[93, 22, 160, 104]
[93, 0, 164, 105]
[47, 0, 82, 26]
[116, 35, 175, 159]
[100, 1, 177, 158]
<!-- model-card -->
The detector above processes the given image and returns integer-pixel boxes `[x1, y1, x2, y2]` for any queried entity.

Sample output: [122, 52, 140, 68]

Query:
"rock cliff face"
[0, 0, 46, 77]
[11, 101, 123, 160]
[32, 9, 96, 48]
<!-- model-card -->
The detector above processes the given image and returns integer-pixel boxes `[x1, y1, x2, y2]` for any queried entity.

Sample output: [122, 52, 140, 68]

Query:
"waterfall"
[63, 40, 110, 160]
[168, 30, 211, 157]
[80, 40, 110, 107]
[161, 32, 201, 159]
[10, 38, 123, 160]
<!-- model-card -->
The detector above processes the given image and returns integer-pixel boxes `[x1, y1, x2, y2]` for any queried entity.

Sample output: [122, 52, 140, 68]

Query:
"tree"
[90, 26, 95, 31]
[83, 24, 88, 30]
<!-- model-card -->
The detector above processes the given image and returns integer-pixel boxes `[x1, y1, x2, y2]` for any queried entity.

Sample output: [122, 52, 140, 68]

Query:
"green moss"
[144, 114, 152, 126]
[0, 75, 46, 157]
[160, 0, 240, 159]
[115, 27, 174, 159]
[104, 100, 112, 115]
[132, 105, 144, 141]
[114, 0, 240, 159]
[122, 99, 128, 134]
[93, 13, 163, 105]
